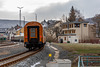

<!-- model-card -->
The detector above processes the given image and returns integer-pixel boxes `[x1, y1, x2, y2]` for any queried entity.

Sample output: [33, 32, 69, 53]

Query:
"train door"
[27, 26, 39, 44]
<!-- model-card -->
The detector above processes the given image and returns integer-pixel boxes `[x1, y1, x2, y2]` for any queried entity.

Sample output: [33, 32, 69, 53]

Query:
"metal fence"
[78, 56, 100, 67]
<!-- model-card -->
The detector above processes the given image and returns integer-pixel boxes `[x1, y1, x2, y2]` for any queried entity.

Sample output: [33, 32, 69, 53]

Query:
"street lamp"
[17, 7, 23, 27]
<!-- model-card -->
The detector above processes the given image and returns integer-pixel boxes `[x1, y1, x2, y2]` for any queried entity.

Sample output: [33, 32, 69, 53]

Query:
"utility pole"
[17, 7, 23, 27]
[35, 13, 37, 21]
[17, 7, 23, 42]
[23, 16, 25, 26]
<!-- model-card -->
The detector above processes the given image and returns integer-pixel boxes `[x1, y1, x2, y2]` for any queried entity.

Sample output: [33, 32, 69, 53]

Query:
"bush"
[48, 41, 51, 43]
[67, 41, 70, 43]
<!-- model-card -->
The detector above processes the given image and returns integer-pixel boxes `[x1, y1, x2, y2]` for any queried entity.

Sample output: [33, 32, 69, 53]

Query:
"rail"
[0, 46, 44, 67]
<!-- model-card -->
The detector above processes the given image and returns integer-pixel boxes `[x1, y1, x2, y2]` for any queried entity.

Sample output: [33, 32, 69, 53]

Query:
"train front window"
[30, 28, 36, 37]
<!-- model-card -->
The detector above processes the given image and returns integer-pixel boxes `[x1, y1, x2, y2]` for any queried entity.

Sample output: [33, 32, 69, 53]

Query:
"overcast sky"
[0, 0, 100, 22]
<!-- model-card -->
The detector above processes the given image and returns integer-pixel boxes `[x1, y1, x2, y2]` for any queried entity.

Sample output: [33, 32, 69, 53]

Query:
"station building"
[58, 18, 96, 43]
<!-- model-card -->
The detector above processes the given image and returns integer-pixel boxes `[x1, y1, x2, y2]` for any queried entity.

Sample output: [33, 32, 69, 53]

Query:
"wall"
[58, 36, 79, 43]
[63, 23, 90, 40]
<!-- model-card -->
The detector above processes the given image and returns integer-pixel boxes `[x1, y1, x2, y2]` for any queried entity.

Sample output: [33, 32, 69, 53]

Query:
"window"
[66, 25, 67, 28]
[64, 25, 67, 28]
[69, 36, 71, 38]
[72, 24, 73, 28]
[75, 39, 77, 42]
[72, 30, 75, 33]
[65, 30, 75, 34]
[84, 24, 87, 27]
[64, 37, 66, 40]
[65, 30, 67, 34]
[75, 23, 80, 28]
[69, 24, 71, 28]
[63, 25, 66, 28]
[69, 30, 71, 33]
[69, 24, 70, 28]
[70, 24, 71, 28]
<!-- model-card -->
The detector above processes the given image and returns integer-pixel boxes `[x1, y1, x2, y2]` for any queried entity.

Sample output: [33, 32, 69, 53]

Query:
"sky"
[0, 0, 100, 22]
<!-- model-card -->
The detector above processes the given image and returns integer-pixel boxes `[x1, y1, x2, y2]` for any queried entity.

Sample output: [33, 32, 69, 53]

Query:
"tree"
[75, 9, 84, 19]
[92, 14, 100, 37]
[45, 21, 63, 42]
[68, 6, 76, 22]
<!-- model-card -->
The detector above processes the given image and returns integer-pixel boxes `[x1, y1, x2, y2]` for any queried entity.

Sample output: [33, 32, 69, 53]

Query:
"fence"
[78, 56, 100, 67]
[79, 39, 100, 43]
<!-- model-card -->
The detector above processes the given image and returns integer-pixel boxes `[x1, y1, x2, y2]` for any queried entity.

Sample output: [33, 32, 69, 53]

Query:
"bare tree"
[92, 14, 100, 37]
[45, 21, 63, 42]
[75, 9, 84, 19]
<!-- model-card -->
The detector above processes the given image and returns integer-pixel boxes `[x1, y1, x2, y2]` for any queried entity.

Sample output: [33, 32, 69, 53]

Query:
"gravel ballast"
[51, 44, 78, 61]
[0, 43, 28, 59]
[11, 43, 78, 67]
[12, 44, 55, 67]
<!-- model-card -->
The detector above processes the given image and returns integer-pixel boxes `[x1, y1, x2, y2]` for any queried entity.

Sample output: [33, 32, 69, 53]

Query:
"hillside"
[0, 19, 28, 28]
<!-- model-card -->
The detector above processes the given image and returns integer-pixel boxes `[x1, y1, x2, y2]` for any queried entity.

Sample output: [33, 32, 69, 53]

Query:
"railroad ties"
[0, 46, 44, 67]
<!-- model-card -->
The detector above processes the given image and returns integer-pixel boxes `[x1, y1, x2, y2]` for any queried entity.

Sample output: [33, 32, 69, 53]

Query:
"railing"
[78, 56, 100, 67]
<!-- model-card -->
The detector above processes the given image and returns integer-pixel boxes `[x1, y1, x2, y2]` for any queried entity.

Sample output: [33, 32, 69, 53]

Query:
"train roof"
[25, 21, 42, 26]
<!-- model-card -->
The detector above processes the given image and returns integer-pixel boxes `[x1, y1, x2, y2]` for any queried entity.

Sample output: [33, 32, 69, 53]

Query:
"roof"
[71, 21, 88, 24]
[58, 34, 76, 36]
[62, 19, 89, 25]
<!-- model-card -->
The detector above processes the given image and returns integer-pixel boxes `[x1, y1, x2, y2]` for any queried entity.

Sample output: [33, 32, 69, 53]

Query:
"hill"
[0, 19, 28, 28]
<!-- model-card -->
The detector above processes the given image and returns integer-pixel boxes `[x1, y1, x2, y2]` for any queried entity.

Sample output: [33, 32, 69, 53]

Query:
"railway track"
[0, 46, 44, 67]
[0, 43, 20, 48]
[0, 42, 16, 46]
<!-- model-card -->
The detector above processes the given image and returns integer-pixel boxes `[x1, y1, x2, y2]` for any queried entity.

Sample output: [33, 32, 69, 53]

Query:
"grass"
[52, 43, 100, 67]
[52, 43, 100, 54]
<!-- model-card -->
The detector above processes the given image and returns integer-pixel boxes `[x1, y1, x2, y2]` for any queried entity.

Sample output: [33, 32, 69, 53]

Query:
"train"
[24, 21, 46, 50]
[11, 21, 46, 50]
[11, 36, 24, 42]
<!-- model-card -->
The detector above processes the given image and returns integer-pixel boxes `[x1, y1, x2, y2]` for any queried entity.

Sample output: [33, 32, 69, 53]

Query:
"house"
[6, 25, 22, 40]
[16, 27, 24, 36]
[58, 18, 96, 43]
[0, 28, 8, 38]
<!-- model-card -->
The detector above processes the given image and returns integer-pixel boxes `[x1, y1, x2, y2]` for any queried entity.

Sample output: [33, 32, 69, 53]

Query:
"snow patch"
[31, 62, 40, 67]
